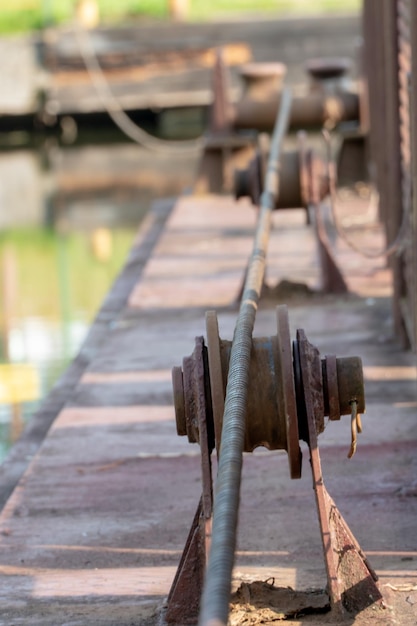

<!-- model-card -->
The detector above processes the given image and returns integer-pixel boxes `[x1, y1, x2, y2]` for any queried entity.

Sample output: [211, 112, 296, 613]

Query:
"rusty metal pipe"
[198, 87, 292, 626]
[234, 90, 359, 131]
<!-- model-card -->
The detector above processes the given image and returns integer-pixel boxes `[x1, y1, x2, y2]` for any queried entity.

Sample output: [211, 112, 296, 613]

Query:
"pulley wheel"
[276, 305, 302, 479]
[206, 310, 225, 454]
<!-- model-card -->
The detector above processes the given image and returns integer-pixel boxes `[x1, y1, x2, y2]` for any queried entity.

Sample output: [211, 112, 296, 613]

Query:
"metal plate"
[206, 310, 225, 454]
[276, 305, 302, 479]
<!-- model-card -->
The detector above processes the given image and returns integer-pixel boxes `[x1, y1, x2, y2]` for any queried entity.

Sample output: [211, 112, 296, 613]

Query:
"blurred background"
[0, 0, 361, 457]
[0, 0, 361, 32]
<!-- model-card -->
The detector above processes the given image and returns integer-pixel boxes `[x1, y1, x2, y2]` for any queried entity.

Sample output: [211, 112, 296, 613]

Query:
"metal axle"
[173, 310, 365, 456]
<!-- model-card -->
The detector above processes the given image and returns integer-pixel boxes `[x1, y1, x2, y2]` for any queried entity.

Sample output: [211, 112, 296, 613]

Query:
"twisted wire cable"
[198, 87, 292, 626]
[74, 22, 204, 154]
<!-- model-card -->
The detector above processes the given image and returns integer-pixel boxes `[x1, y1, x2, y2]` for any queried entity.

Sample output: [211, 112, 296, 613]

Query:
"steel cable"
[74, 23, 204, 154]
[198, 87, 292, 626]
[323, 130, 410, 259]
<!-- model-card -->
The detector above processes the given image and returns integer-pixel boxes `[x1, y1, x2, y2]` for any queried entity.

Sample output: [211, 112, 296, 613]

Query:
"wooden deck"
[0, 187, 415, 624]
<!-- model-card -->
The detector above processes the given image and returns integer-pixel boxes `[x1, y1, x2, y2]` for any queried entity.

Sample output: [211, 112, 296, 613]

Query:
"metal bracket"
[165, 499, 206, 625]
[294, 328, 382, 614]
[167, 337, 213, 624]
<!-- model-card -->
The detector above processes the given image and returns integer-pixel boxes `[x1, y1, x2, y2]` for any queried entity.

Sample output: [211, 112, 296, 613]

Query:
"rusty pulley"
[168, 307, 381, 625]
[172, 305, 365, 479]
[234, 130, 349, 296]
[234, 132, 329, 209]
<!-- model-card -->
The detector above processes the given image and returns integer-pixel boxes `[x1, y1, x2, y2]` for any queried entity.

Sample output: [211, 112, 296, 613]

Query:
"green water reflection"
[0, 121, 197, 460]
[0, 224, 135, 457]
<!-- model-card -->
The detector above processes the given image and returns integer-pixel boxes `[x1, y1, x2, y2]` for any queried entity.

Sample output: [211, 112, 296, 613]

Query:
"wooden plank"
[128, 194, 256, 309]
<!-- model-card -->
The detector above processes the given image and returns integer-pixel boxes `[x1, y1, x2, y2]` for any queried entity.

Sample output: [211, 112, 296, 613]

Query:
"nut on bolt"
[172, 338, 208, 444]
[322, 355, 365, 420]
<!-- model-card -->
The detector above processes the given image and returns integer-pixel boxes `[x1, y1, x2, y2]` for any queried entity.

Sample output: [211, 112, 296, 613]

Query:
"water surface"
[0, 135, 196, 458]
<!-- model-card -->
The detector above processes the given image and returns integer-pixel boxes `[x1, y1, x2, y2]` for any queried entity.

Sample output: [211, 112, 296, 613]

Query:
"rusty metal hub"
[233, 129, 349, 296]
[168, 306, 381, 624]
[234, 133, 330, 209]
[172, 305, 365, 478]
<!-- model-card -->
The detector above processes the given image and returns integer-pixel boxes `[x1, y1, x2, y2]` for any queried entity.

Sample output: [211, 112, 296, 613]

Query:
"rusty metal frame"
[363, 0, 416, 350]
[409, 0, 417, 352]
[166, 337, 213, 625]
[294, 329, 382, 615]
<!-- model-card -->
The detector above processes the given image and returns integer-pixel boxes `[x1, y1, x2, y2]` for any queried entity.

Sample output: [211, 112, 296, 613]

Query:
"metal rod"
[198, 88, 292, 626]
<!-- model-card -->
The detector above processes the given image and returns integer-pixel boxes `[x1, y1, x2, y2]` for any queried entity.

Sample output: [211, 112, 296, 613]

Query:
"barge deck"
[0, 189, 415, 625]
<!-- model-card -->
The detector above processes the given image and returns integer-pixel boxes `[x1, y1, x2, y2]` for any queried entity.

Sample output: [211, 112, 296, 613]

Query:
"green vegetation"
[0, 226, 136, 457]
[0, 0, 361, 35]
[0, 227, 134, 322]
[189, 0, 361, 20]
